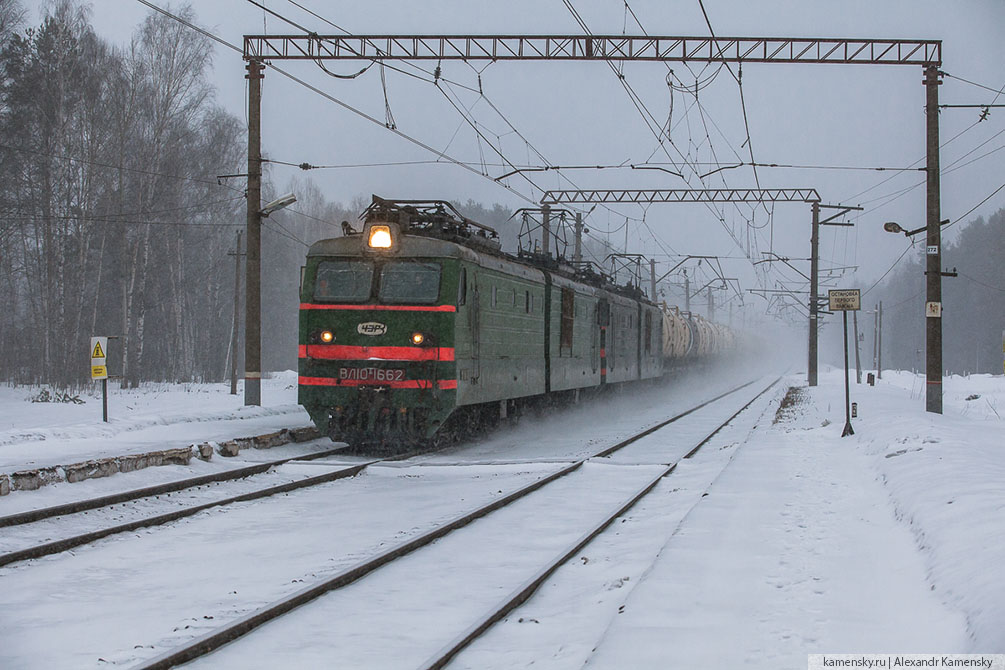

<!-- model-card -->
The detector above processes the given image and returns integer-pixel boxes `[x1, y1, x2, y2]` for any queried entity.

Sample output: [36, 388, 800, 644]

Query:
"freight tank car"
[298, 197, 664, 447]
[660, 304, 736, 362]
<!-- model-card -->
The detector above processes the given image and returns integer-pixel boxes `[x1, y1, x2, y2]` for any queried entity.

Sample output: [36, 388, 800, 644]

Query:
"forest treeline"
[1, 1, 246, 386]
[0, 1, 357, 386]
[0, 2, 543, 388]
[863, 207, 1005, 376]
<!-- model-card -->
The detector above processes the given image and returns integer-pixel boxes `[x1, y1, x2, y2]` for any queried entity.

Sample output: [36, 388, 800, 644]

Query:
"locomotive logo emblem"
[357, 322, 387, 336]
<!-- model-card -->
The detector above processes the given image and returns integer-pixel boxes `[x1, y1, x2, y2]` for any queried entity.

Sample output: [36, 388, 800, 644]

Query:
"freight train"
[298, 196, 733, 447]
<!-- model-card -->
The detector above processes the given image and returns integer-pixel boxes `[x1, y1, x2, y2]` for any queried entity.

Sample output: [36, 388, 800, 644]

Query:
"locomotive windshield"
[314, 260, 373, 302]
[378, 261, 441, 304]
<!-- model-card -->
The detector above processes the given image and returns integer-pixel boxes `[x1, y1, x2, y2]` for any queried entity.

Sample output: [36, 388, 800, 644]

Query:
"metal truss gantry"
[539, 188, 821, 205]
[244, 35, 940, 66]
[241, 31, 945, 413]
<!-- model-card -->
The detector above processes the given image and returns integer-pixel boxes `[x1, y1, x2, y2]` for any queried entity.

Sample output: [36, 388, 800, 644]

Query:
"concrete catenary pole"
[808, 201, 820, 387]
[877, 300, 884, 380]
[541, 204, 551, 259]
[684, 273, 690, 314]
[230, 230, 243, 396]
[574, 212, 583, 265]
[873, 305, 879, 373]
[244, 59, 263, 406]
[853, 308, 862, 384]
[924, 65, 943, 414]
[650, 258, 657, 301]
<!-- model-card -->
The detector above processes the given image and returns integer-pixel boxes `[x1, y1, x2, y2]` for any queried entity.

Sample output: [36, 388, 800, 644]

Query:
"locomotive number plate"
[339, 367, 405, 382]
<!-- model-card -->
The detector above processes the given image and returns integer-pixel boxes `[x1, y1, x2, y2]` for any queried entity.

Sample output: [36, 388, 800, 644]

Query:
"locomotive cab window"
[314, 260, 373, 302]
[378, 261, 441, 304]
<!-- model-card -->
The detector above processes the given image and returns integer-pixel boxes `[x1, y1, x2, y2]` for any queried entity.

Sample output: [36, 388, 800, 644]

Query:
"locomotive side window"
[379, 261, 441, 304]
[314, 260, 373, 302]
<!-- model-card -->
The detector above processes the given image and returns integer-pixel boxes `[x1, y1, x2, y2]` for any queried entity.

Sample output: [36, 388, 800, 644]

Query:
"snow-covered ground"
[0, 366, 1002, 668]
[0, 371, 310, 471]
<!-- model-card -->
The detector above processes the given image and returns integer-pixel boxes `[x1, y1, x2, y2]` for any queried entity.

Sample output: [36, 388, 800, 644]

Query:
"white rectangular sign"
[828, 289, 861, 311]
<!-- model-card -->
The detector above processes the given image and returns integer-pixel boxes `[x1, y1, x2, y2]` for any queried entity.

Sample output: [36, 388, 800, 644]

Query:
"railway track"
[0, 442, 460, 567]
[0, 380, 754, 570]
[0, 446, 352, 529]
[0, 427, 491, 568]
[131, 375, 780, 670]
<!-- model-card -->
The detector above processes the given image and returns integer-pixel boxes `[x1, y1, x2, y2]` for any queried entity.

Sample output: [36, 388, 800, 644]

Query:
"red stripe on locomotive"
[299, 344, 455, 362]
[300, 303, 456, 312]
[299, 375, 457, 390]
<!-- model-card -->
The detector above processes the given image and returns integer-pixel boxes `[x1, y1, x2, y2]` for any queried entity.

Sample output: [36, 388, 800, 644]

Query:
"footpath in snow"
[585, 368, 1004, 667]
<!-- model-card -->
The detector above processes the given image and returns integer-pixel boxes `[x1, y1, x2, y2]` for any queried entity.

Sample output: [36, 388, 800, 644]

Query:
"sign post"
[828, 289, 861, 437]
[90, 336, 109, 422]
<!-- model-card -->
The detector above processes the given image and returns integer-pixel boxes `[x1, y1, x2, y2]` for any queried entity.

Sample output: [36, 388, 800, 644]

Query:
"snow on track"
[0, 463, 557, 669]
[585, 381, 970, 668]
[186, 461, 670, 670]
[0, 461, 346, 555]
[449, 377, 785, 669]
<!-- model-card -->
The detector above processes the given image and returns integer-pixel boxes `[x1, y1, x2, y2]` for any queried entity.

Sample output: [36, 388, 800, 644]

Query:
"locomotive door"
[470, 275, 481, 383]
[597, 299, 610, 384]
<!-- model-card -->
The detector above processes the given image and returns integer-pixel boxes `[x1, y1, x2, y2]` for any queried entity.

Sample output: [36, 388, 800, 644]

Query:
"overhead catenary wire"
[247, 0, 628, 227]
[0, 142, 246, 194]
[958, 272, 1005, 293]
[863, 177, 1005, 296]
[134, 0, 540, 207]
[0, 197, 245, 223]
[694, 0, 765, 211]
[942, 71, 1005, 99]
[267, 0, 807, 288]
[0, 215, 245, 228]
[163, 0, 630, 267]
[275, 0, 643, 265]
[562, 0, 761, 268]
[843, 118, 984, 203]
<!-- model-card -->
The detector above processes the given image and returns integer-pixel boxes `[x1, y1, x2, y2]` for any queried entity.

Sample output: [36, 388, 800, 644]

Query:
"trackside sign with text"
[828, 289, 861, 312]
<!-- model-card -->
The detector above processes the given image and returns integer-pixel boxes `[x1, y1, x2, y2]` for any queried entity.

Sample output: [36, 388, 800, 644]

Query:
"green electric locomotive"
[299, 196, 665, 447]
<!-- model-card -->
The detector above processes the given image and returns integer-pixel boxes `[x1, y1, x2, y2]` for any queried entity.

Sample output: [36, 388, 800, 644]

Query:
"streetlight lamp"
[883, 221, 929, 237]
[261, 192, 297, 218]
[882, 218, 951, 414]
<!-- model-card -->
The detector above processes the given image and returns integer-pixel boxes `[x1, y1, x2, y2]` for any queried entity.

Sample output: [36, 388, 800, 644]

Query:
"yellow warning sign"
[90, 336, 108, 380]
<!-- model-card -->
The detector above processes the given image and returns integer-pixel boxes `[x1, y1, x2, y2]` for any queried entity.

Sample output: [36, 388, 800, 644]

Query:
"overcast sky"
[21, 0, 1005, 321]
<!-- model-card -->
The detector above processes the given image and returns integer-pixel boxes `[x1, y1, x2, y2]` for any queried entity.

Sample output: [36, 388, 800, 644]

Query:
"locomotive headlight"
[320, 330, 335, 343]
[410, 332, 425, 346]
[367, 225, 393, 249]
